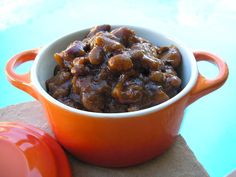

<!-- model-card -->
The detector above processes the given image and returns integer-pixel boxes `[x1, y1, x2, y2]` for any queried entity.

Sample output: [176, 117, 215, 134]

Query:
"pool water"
[1, 0, 236, 176]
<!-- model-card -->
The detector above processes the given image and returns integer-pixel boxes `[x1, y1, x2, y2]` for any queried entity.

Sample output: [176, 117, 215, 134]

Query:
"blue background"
[1, 0, 235, 176]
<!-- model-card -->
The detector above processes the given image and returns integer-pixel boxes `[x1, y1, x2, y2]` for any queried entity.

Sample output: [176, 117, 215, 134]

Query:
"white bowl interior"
[32, 25, 198, 118]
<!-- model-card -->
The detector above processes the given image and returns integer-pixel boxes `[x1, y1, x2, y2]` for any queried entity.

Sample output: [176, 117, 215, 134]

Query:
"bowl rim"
[31, 25, 198, 118]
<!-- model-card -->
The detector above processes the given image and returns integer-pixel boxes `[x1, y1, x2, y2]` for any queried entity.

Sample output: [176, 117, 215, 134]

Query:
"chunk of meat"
[160, 45, 181, 67]
[81, 91, 104, 112]
[65, 41, 86, 57]
[87, 25, 111, 37]
[54, 41, 86, 68]
[112, 77, 143, 104]
[132, 42, 158, 58]
[71, 64, 89, 76]
[164, 74, 182, 88]
[111, 27, 136, 46]
[80, 80, 110, 112]
[46, 70, 72, 99]
[71, 57, 89, 76]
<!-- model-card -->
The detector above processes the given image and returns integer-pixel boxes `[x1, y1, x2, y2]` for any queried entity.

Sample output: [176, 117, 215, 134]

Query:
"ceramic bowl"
[5, 25, 228, 167]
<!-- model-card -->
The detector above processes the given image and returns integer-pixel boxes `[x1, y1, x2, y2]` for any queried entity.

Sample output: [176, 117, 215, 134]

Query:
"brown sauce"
[46, 25, 182, 113]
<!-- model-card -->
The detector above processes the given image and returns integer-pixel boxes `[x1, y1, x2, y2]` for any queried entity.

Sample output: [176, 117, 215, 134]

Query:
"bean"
[88, 46, 104, 65]
[73, 57, 88, 65]
[95, 36, 124, 52]
[141, 55, 163, 70]
[169, 76, 182, 87]
[108, 54, 133, 72]
[130, 50, 144, 60]
[150, 71, 164, 82]
[54, 53, 63, 66]
[154, 90, 169, 104]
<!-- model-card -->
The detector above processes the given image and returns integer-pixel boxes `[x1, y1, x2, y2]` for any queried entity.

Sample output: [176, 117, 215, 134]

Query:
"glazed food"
[46, 25, 182, 113]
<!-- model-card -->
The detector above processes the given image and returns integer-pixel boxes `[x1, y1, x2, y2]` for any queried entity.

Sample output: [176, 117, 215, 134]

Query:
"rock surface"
[0, 101, 209, 177]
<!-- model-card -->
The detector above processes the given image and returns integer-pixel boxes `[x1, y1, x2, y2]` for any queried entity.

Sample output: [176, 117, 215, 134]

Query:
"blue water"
[1, 1, 236, 176]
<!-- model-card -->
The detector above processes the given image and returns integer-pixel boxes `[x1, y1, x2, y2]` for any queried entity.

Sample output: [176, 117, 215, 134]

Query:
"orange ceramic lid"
[0, 122, 71, 177]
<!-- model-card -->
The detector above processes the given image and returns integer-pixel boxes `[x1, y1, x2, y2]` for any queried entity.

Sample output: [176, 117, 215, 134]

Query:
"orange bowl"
[5, 26, 228, 167]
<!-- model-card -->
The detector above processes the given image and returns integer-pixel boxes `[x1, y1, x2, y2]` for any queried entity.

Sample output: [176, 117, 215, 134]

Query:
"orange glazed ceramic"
[5, 26, 228, 167]
[0, 122, 71, 177]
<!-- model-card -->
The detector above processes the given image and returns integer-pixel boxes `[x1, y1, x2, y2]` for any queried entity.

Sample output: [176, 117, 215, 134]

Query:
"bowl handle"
[5, 49, 40, 100]
[187, 51, 229, 105]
